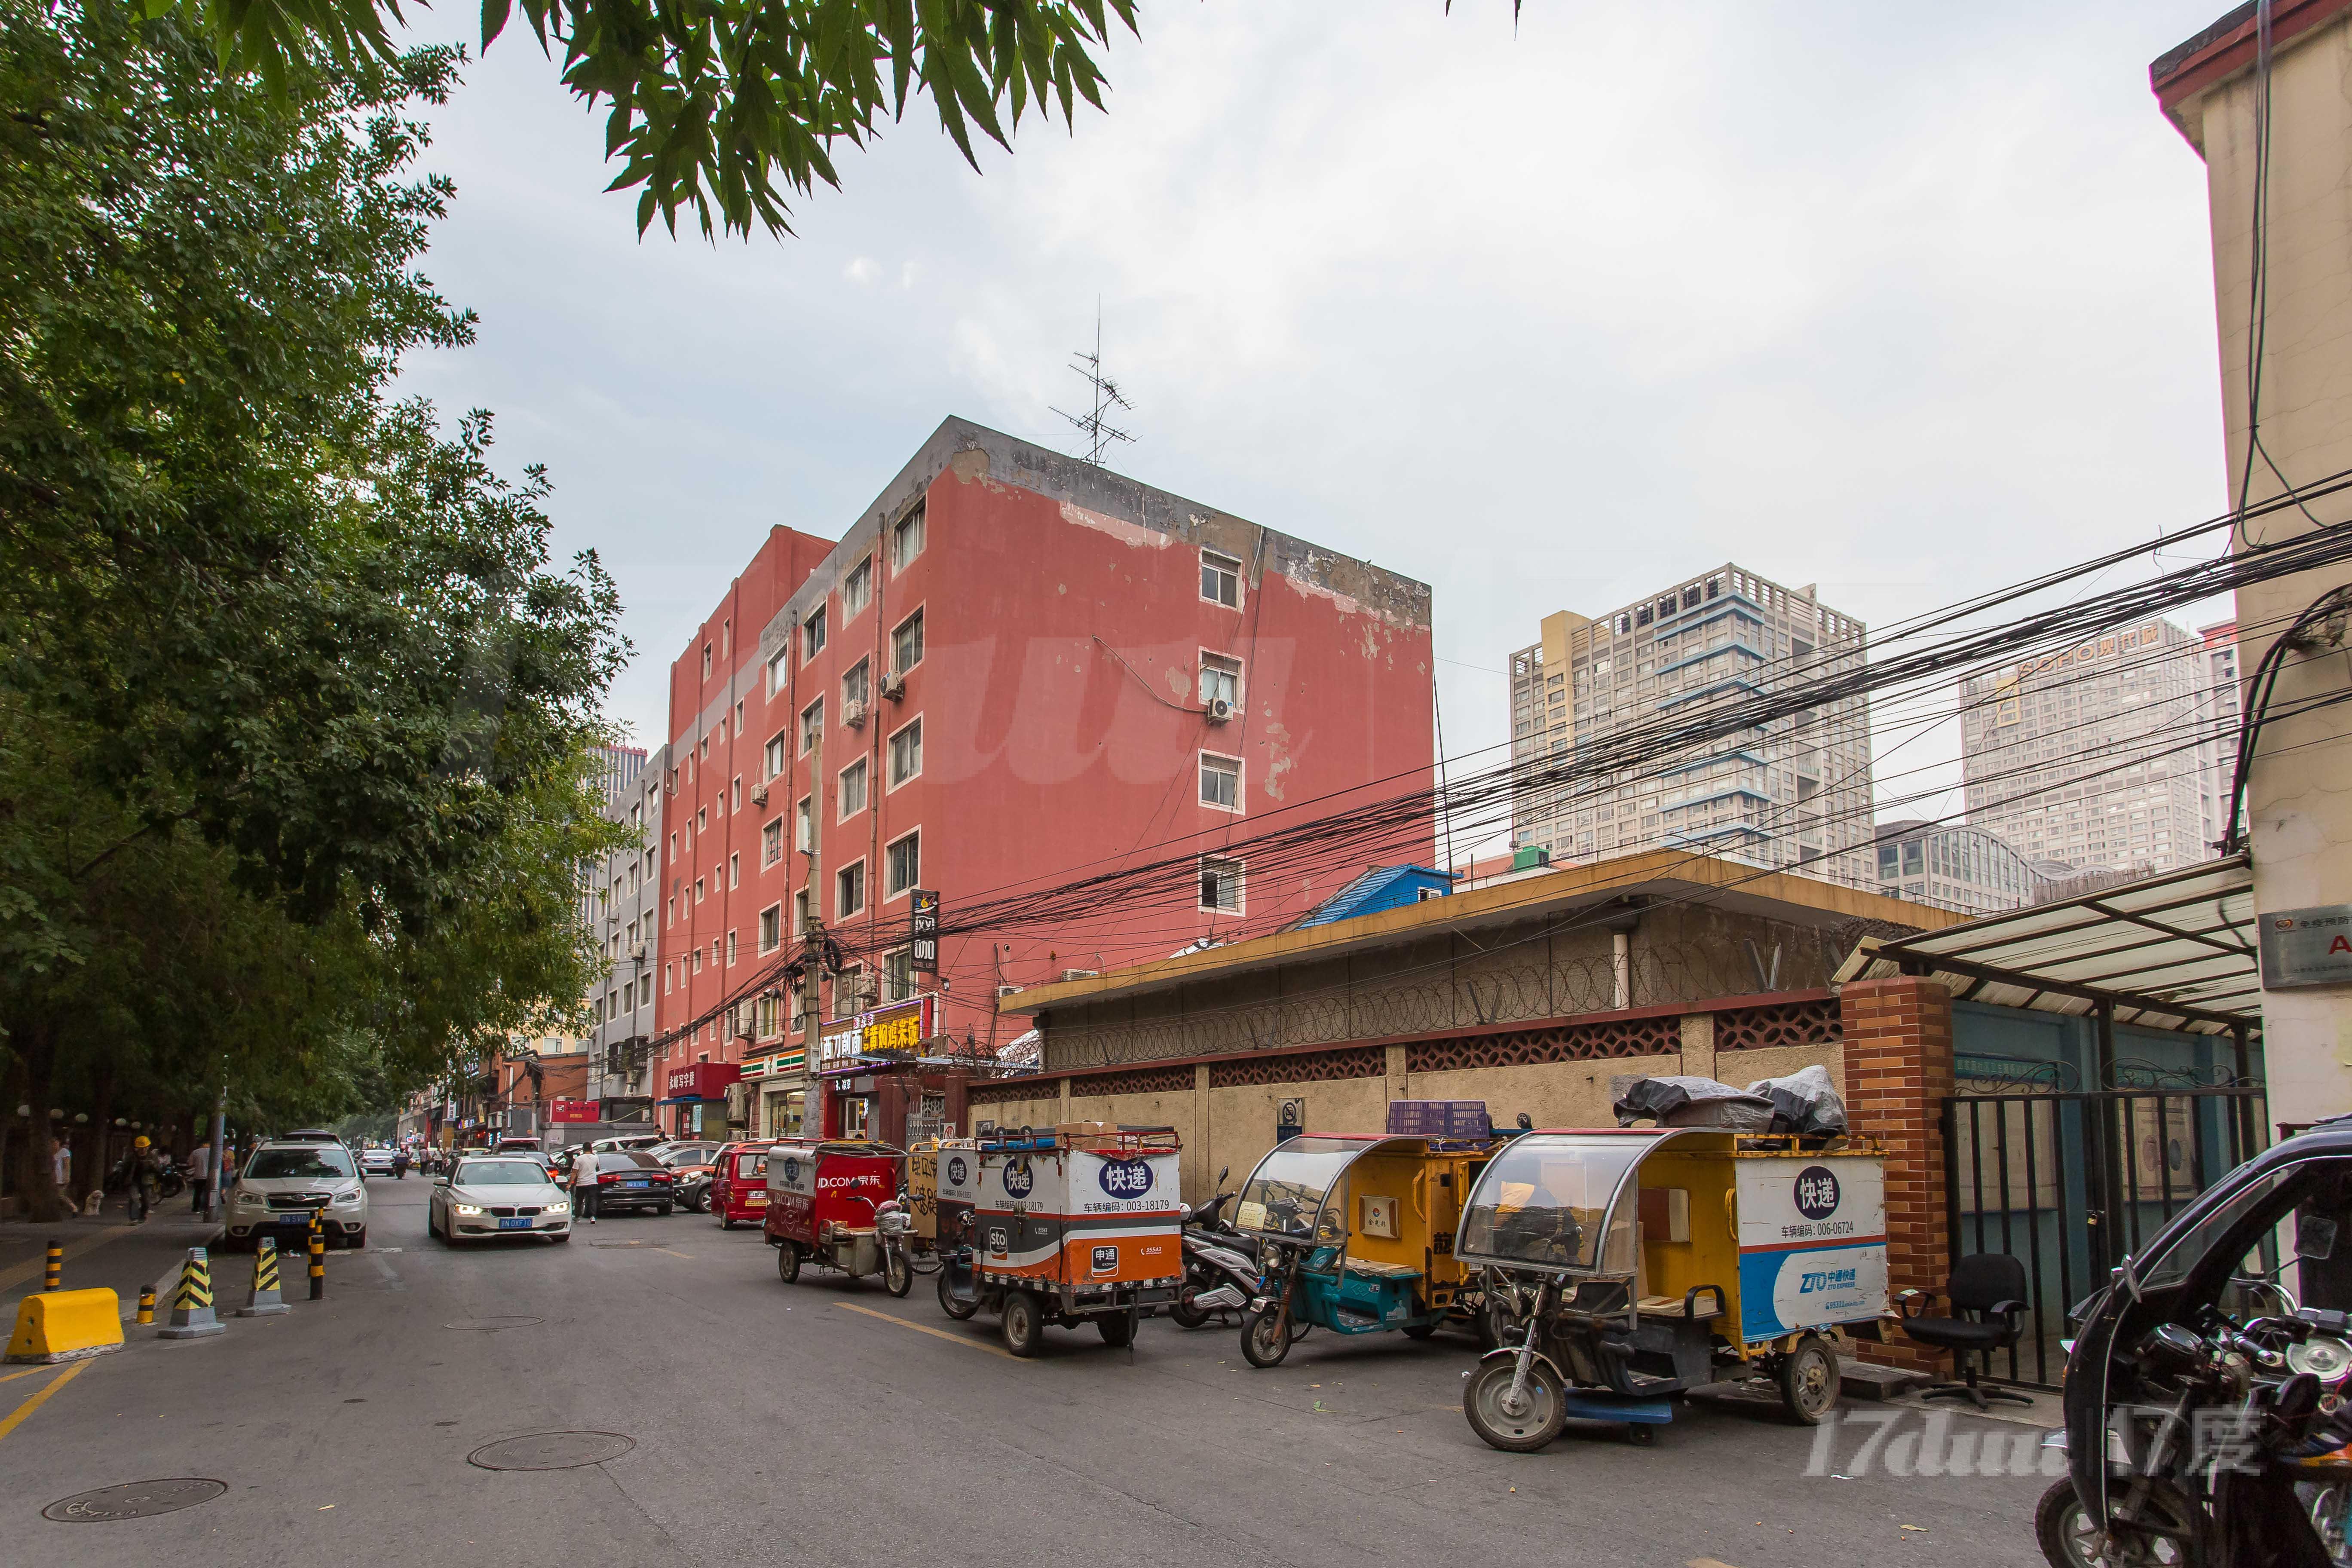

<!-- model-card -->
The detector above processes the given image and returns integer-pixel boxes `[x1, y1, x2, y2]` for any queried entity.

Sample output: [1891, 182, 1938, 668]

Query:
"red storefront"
[660, 1062, 741, 1139]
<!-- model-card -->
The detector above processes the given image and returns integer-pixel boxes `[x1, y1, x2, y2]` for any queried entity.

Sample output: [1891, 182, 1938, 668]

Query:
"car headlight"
[235, 1190, 264, 1207]
[546, 1200, 570, 1215]
[453, 1203, 485, 1216]
[333, 1190, 363, 1205]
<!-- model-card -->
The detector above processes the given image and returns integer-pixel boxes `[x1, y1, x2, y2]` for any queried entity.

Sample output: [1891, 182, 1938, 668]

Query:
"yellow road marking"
[0, 1361, 88, 1444]
[654, 1248, 695, 1261]
[0, 1225, 141, 1292]
[833, 1302, 1013, 1359]
[0, 1364, 57, 1385]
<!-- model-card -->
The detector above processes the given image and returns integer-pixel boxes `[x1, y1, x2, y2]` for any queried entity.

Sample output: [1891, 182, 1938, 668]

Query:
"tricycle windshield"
[1456, 1133, 1660, 1274]
[1234, 1136, 1376, 1240]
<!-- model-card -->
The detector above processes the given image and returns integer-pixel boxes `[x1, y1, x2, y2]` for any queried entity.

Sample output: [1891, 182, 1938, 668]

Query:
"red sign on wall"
[549, 1098, 600, 1124]
[664, 1062, 742, 1101]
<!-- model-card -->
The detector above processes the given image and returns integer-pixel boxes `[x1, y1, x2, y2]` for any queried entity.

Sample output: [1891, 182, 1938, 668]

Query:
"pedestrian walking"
[127, 1136, 160, 1222]
[49, 1135, 70, 1201]
[187, 1139, 212, 1213]
[571, 1146, 600, 1225]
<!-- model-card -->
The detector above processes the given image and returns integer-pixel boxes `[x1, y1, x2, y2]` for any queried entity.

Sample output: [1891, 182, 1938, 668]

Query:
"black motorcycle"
[2055, 1121, 2352, 1567]
[1167, 1169, 1263, 1329]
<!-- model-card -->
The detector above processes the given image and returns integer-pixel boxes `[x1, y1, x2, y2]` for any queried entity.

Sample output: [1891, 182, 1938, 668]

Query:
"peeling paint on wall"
[1059, 500, 1173, 551]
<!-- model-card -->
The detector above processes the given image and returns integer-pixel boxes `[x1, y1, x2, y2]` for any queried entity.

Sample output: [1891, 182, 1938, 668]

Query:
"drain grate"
[44, 1479, 227, 1522]
[442, 1316, 542, 1332]
[467, 1432, 634, 1471]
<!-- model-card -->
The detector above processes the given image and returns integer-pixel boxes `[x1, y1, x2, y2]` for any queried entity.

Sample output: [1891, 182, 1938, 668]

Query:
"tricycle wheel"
[1096, 1311, 1135, 1348]
[884, 1247, 913, 1298]
[1462, 1357, 1568, 1453]
[1402, 1322, 1439, 1341]
[1776, 1334, 1840, 1426]
[937, 1267, 979, 1321]
[1240, 1304, 1292, 1369]
[1001, 1290, 1044, 1358]
[776, 1243, 801, 1284]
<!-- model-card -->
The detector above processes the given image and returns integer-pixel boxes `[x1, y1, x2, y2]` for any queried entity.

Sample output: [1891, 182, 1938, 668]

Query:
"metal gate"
[1941, 1082, 2268, 1389]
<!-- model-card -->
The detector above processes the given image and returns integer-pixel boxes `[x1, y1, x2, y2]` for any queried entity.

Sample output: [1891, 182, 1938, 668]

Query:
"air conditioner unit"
[1060, 968, 1099, 983]
[842, 698, 868, 729]
[633, 943, 648, 961]
[751, 784, 769, 806]
[1206, 697, 1235, 724]
[995, 983, 1021, 999]
[880, 671, 908, 702]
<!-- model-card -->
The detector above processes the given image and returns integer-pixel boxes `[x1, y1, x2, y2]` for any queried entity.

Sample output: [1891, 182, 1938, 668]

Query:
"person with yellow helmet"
[128, 1135, 161, 1222]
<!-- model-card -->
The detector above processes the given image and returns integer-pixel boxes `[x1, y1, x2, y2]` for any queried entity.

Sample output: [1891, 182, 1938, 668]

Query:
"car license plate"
[748, 1192, 766, 1203]
[624, 1180, 648, 1188]
[498, 1217, 532, 1230]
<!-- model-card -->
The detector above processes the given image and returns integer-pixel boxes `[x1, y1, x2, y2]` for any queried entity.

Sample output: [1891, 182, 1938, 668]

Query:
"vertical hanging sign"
[911, 888, 940, 974]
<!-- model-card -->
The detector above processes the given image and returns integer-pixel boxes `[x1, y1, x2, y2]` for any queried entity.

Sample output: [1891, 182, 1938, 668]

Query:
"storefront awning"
[1833, 854, 2260, 1035]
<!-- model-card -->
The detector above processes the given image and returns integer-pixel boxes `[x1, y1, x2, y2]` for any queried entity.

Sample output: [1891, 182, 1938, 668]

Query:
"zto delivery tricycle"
[1454, 1128, 1887, 1450]
[1230, 1133, 1501, 1368]
[935, 1124, 1185, 1357]
[765, 1139, 914, 1294]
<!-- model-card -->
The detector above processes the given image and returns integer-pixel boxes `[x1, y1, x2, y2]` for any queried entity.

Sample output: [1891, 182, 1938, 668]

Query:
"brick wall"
[1840, 976, 1956, 1375]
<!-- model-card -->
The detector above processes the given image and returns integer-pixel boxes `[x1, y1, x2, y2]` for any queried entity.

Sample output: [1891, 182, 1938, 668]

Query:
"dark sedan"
[656, 1143, 723, 1212]
[588, 1150, 676, 1216]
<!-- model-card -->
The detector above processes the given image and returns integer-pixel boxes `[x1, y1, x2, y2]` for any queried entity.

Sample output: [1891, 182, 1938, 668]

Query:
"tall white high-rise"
[1957, 617, 2227, 875]
[1507, 564, 1876, 885]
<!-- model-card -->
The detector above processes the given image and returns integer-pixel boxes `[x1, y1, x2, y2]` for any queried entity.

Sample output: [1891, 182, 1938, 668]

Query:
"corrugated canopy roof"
[1832, 854, 2259, 1035]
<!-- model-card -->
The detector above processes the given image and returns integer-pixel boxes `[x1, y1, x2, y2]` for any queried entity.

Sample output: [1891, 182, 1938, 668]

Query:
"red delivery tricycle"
[765, 1139, 913, 1294]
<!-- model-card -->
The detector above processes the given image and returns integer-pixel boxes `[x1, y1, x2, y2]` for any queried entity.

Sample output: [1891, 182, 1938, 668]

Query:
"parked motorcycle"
[1168, 1171, 1262, 1329]
[2053, 1124, 2352, 1568]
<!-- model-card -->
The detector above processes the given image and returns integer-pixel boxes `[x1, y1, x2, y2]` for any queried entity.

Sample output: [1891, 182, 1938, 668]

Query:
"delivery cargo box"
[970, 1126, 1184, 1290]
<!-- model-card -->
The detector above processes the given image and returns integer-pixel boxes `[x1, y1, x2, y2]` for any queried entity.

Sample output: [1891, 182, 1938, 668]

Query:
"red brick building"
[655, 419, 1435, 1138]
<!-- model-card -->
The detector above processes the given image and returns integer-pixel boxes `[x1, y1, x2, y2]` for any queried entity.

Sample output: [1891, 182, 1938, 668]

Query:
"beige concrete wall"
[964, 1094, 1059, 1133]
[1717, 1043, 1846, 1094]
[1404, 1052, 1680, 1133]
[2192, 22, 2352, 1120]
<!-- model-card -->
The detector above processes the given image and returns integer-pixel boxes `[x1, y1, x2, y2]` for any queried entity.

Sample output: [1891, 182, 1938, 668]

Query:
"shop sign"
[664, 1062, 743, 1100]
[911, 889, 940, 973]
[549, 1098, 599, 1124]
[816, 996, 935, 1068]
[2260, 905, 2352, 989]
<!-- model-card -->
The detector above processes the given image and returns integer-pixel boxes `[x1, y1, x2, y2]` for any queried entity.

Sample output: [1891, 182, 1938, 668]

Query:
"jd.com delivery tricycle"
[765, 1139, 913, 1293]
[1453, 1127, 1888, 1450]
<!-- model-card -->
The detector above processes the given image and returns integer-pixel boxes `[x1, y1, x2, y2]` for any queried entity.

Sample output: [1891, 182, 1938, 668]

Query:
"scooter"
[1168, 1169, 1262, 1329]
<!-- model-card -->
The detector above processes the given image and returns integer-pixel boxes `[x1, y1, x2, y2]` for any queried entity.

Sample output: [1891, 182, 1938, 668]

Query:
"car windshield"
[660, 1147, 713, 1167]
[246, 1148, 356, 1180]
[1234, 1137, 1374, 1240]
[1455, 1134, 1657, 1274]
[453, 1161, 548, 1186]
[736, 1152, 767, 1178]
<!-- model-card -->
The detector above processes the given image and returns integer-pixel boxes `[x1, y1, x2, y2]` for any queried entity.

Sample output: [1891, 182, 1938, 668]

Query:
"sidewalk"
[0, 1204, 225, 1315]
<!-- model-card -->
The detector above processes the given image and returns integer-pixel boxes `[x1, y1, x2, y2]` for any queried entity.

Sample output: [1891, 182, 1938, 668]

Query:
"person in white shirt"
[50, 1136, 70, 1195]
[187, 1140, 213, 1213]
[571, 1148, 600, 1224]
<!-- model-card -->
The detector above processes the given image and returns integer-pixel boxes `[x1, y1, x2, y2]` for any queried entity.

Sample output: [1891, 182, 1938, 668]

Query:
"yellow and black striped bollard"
[307, 1212, 325, 1300]
[136, 1286, 156, 1325]
[43, 1239, 62, 1291]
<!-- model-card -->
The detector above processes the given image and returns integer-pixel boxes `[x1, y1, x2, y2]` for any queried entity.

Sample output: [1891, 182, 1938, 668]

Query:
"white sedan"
[358, 1147, 397, 1177]
[427, 1156, 573, 1244]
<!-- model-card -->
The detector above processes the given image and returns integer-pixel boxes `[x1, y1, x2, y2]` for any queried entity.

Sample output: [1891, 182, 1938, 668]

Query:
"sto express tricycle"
[1455, 1127, 1888, 1449]
[1230, 1133, 1501, 1367]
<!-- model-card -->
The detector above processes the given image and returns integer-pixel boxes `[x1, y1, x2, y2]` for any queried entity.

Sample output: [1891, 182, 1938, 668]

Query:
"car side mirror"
[432, 1175, 449, 1185]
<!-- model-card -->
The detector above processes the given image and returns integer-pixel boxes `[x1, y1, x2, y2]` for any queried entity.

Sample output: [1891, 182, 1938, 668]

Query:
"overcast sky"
[399, 1, 2239, 857]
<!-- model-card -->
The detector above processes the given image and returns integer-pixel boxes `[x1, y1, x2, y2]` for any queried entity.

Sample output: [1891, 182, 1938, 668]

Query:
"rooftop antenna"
[1052, 303, 1134, 467]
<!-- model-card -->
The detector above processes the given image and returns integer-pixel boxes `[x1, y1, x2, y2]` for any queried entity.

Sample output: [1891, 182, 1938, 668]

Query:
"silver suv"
[227, 1139, 371, 1250]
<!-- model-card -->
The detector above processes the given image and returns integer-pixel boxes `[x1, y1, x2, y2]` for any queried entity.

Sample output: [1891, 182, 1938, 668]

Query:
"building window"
[760, 905, 781, 952]
[731, 777, 742, 812]
[765, 734, 785, 779]
[838, 860, 865, 918]
[803, 606, 827, 658]
[763, 817, 783, 866]
[795, 888, 813, 935]
[1201, 549, 1240, 608]
[883, 947, 915, 1002]
[796, 796, 813, 852]
[892, 608, 925, 674]
[842, 658, 869, 711]
[888, 717, 924, 788]
[842, 555, 873, 618]
[665, 963, 673, 994]
[728, 852, 740, 889]
[1199, 856, 1243, 913]
[800, 697, 823, 754]
[839, 757, 868, 819]
[891, 505, 926, 572]
[768, 646, 789, 696]
[694, 877, 705, 903]
[701, 643, 712, 678]
[1200, 653, 1241, 710]
[726, 930, 738, 965]
[886, 830, 920, 898]
[1200, 751, 1240, 811]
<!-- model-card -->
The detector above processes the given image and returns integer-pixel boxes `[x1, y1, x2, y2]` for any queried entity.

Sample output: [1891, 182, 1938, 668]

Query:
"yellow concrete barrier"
[6, 1288, 124, 1364]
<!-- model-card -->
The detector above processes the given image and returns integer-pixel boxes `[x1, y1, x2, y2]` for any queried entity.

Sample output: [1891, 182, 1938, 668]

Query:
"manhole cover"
[443, 1316, 541, 1332]
[467, 1432, 634, 1471]
[44, 1479, 227, 1522]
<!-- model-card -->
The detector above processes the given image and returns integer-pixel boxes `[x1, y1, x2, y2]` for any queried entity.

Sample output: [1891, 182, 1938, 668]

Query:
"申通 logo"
[987, 1226, 1010, 1255]
[1091, 1245, 1119, 1274]
[1794, 1165, 1842, 1221]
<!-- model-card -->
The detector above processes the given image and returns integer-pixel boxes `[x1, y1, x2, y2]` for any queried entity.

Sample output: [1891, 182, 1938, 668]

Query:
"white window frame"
[842, 657, 870, 712]
[1200, 549, 1241, 609]
[838, 756, 869, 821]
[1199, 651, 1242, 709]
[885, 828, 921, 901]
[882, 946, 916, 1003]
[891, 606, 926, 675]
[759, 903, 782, 953]
[836, 857, 867, 919]
[1199, 750, 1243, 813]
[762, 817, 783, 867]
[803, 605, 827, 659]
[841, 554, 873, 620]
[764, 734, 786, 779]
[1199, 855, 1245, 913]
[795, 796, 813, 853]
[891, 504, 926, 573]
[888, 714, 924, 791]
[767, 647, 789, 696]
[800, 696, 823, 755]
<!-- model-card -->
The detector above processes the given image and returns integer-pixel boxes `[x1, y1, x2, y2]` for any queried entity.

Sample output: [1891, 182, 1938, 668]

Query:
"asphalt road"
[3, 1179, 2057, 1566]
